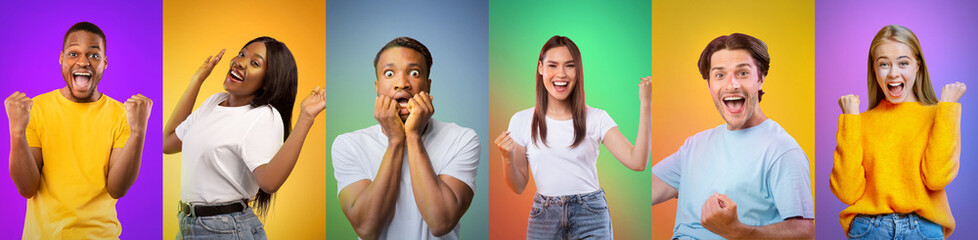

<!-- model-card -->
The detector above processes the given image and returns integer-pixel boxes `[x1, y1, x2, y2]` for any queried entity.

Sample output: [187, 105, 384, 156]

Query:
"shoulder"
[761, 120, 803, 150]
[431, 119, 478, 141]
[510, 107, 535, 122]
[334, 124, 383, 147]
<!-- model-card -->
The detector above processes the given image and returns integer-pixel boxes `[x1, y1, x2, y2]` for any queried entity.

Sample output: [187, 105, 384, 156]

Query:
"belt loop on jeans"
[576, 194, 583, 204]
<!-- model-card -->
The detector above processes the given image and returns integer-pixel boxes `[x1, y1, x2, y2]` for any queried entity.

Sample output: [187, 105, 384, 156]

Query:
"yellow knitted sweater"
[832, 100, 961, 237]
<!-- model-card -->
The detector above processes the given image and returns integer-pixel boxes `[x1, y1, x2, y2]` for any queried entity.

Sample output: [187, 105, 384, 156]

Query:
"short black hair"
[63, 22, 106, 54]
[373, 36, 432, 75]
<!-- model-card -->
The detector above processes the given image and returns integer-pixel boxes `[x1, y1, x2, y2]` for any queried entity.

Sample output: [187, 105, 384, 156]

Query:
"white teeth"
[73, 72, 91, 76]
[723, 97, 744, 101]
[230, 71, 242, 80]
[398, 102, 408, 107]
[554, 81, 568, 86]
[888, 83, 902, 87]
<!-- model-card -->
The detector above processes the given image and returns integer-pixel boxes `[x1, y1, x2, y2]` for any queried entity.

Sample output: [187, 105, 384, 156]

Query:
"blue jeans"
[176, 204, 267, 240]
[847, 213, 944, 240]
[527, 189, 613, 240]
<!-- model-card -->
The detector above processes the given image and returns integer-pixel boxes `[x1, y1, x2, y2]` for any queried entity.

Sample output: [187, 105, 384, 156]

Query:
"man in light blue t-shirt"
[651, 33, 814, 239]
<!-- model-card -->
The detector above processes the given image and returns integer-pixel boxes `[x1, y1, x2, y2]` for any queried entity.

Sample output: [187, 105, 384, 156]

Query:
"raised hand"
[375, 95, 405, 141]
[838, 94, 860, 115]
[123, 94, 153, 133]
[5, 92, 33, 133]
[638, 76, 652, 106]
[940, 82, 967, 103]
[495, 131, 516, 160]
[404, 91, 433, 137]
[191, 49, 226, 84]
[701, 193, 743, 238]
[300, 86, 326, 119]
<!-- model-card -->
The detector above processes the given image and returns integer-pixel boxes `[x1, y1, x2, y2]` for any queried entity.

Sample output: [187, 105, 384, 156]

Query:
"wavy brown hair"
[532, 35, 586, 148]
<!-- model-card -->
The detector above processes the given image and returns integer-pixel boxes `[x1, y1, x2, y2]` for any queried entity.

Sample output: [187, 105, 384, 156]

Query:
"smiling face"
[873, 39, 919, 104]
[707, 49, 764, 130]
[538, 46, 577, 102]
[224, 42, 268, 101]
[60, 30, 106, 102]
[374, 47, 431, 121]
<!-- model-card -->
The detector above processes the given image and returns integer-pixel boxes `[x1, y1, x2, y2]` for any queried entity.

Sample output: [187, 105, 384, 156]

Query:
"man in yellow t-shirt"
[3, 22, 152, 239]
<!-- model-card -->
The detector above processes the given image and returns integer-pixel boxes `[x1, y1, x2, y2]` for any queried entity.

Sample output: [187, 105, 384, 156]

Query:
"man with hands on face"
[332, 37, 480, 240]
[4, 22, 152, 239]
[650, 33, 814, 239]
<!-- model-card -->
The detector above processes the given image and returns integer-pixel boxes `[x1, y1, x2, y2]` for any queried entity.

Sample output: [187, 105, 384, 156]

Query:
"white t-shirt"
[176, 92, 284, 204]
[332, 119, 480, 240]
[507, 106, 617, 196]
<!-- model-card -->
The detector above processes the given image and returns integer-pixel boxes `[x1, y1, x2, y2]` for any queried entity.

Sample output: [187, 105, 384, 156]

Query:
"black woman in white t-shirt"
[162, 36, 326, 239]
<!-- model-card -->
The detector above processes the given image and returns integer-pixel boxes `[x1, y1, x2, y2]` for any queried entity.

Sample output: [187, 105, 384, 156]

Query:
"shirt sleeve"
[768, 148, 815, 219]
[439, 128, 481, 192]
[594, 109, 618, 143]
[239, 107, 285, 171]
[652, 136, 690, 190]
[830, 114, 865, 205]
[507, 111, 529, 147]
[332, 134, 369, 195]
[113, 112, 131, 148]
[920, 102, 961, 190]
[26, 102, 40, 148]
[175, 93, 220, 140]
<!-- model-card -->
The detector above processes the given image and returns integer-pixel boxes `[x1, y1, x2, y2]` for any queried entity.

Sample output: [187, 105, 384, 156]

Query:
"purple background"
[815, 0, 978, 238]
[0, 1, 162, 238]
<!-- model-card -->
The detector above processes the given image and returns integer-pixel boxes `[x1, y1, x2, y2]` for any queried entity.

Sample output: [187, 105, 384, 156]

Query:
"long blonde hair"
[866, 24, 938, 109]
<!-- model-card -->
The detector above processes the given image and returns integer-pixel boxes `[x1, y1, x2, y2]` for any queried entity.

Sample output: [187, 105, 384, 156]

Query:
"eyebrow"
[254, 53, 265, 61]
[876, 56, 911, 61]
[544, 60, 575, 64]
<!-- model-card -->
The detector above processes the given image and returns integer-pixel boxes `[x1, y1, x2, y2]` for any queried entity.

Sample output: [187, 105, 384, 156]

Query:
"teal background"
[325, 0, 489, 238]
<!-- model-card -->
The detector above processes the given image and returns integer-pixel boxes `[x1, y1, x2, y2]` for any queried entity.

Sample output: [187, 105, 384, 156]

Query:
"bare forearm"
[9, 132, 39, 198]
[722, 218, 814, 240]
[106, 131, 146, 199]
[406, 135, 464, 235]
[502, 151, 528, 194]
[162, 81, 203, 154]
[254, 115, 315, 193]
[629, 103, 652, 171]
[346, 139, 404, 239]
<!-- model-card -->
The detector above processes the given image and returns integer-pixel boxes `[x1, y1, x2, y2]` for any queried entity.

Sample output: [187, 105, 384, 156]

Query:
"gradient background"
[324, 0, 489, 238]
[162, 0, 326, 238]
[488, 0, 652, 239]
[0, 1, 163, 238]
[814, 0, 978, 238]
[650, 1, 815, 239]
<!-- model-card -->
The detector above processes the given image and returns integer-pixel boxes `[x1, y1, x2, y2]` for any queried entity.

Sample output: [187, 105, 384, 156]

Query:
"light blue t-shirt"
[652, 119, 814, 239]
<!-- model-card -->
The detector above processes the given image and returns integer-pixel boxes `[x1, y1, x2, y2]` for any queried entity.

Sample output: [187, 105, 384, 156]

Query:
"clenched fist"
[701, 193, 743, 237]
[838, 94, 860, 115]
[4, 92, 33, 134]
[940, 82, 967, 103]
[375, 95, 405, 141]
[405, 91, 433, 137]
[638, 76, 652, 106]
[495, 131, 516, 160]
[124, 94, 152, 133]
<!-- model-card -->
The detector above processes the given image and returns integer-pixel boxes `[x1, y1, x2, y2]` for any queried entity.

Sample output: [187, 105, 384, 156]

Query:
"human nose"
[887, 68, 899, 79]
[393, 73, 411, 91]
[556, 67, 567, 78]
[728, 75, 741, 90]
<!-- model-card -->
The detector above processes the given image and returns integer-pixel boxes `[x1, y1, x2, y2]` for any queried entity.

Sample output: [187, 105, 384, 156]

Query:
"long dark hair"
[532, 35, 586, 148]
[243, 36, 297, 217]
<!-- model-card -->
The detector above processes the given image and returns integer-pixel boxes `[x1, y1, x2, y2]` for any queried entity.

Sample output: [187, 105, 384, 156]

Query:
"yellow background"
[162, 0, 326, 238]
[650, 1, 815, 239]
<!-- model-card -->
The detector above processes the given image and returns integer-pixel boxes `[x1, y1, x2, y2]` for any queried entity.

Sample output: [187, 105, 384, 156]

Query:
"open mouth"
[553, 80, 569, 92]
[886, 82, 904, 98]
[393, 92, 412, 115]
[226, 69, 244, 83]
[722, 95, 746, 114]
[72, 72, 92, 88]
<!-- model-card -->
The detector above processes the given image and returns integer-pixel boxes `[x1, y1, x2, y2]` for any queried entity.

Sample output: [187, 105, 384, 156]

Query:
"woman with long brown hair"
[494, 35, 652, 239]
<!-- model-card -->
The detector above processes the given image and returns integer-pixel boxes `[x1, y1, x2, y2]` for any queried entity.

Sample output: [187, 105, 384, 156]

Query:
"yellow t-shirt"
[23, 90, 130, 240]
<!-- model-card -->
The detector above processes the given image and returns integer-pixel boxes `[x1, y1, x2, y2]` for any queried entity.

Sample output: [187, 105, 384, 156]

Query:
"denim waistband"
[534, 189, 605, 206]
[856, 212, 926, 226]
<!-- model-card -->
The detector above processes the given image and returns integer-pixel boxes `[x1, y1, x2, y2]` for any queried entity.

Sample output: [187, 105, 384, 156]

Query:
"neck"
[60, 87, 100, 103]
[729, 107, 768, 131]
[222, 92, 255, 107]
[546, 95, 574, 120]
